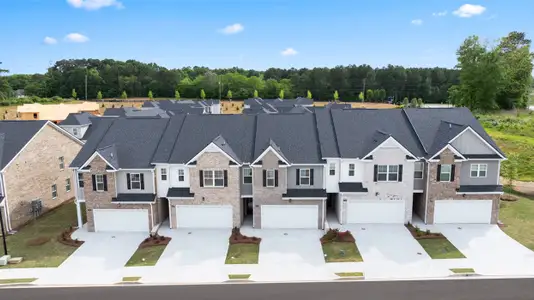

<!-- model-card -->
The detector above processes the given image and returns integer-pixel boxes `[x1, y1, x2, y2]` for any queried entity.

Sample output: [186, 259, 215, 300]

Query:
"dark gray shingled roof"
[314, 108, 340, 158]
[103, 107, 170, 118]
[254, 113, 323, 163]
[60, 112, 93, 126]
[167, 114, 256, 164]
[70, 118, 170, 169]
[167, 187, 194, 198]
[331, 109, 425, 158]
[0, 120, 47, 170]
[403, 108, 505, 158]
[457, 185, 503, 193]
[151, 114, 187, 163]
[283, 189, 327, 198]
[339, 182, 368, 193]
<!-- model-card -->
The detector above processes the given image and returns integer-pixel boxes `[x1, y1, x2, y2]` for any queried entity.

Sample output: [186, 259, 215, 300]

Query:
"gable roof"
[60, 112, 93, 126]
[314, 108, 339, 158]
[0, 120, 47, 170]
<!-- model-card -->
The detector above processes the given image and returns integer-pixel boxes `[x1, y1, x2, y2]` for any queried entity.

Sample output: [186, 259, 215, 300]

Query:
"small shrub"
[501, 194, 519, 202]
[229, 227, 261, 245]
[320, 229, 355, 244]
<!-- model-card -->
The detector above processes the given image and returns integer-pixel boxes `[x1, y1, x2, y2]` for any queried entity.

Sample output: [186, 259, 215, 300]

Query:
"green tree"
[71, 88, 77, 99]
[97, 91, 102, 100]
[227, 90, 233, 99]
[333, 90, 339, 101]
[501, 153, 520, 187]
[253, 89, 259, 98]
[417, 98, 424, 107]
[279, 89, 284, 99]
[366, 89, 374, 101]
[175, 90, 181, 100]
[402, 97, 409, 107]
[411, 98, 418, 107]
[121, 90, 128, 99]
[148, 90, 154, 100]
[307, 90, 312, 99]
[200, 89, 206, 99]
[378, 89, 387, 101]
[358, 92, 364, 102]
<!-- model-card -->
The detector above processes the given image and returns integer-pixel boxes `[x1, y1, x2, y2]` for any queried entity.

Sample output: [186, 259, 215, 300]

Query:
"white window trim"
[348, 164, 355, 176]
[266, 169, 275, 187]
[414, 162, 424, 179]
[243, 167, 252, 184]
[178, 169, 185, 182]
[52, 184, 57, 199]
[377, 165, 399, 182]
[59, 156, 65, 170]
[299, 168, 311, 186]
[95, 174, 105, 192]
[204, 169, 225, 188]
[440, 164, 452, 182]
[129, 173, 142, 190]
[470, 163, 488, 178]
[329, 163, 335, 176]
[66, 178, 71, 192]
[161, 168, 168, 181]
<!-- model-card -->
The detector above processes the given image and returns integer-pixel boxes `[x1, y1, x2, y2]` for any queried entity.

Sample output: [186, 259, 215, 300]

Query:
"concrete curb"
[449, 273, 480, 278]
[224, 279, 254, 283]
[335, 276, 365, 281]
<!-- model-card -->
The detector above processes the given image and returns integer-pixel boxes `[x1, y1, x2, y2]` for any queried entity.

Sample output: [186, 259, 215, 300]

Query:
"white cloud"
[411, 19, 423, 25]
[66, 0, 123, 10]
[453, 4, 486, 18]
[281, 48, 298, 56]
[219, 23, 244, 35]
[64, 33, 90, 43]
[43, 37, 57, 45]
[432, 11, 447, 17]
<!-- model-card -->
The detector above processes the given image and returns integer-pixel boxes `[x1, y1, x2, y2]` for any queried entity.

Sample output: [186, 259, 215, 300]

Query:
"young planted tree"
[358, 92, 364, 102]
[307, 90, 312, 99]
[227, 90, 233, 100]
[72, 89, 77, 99]
[333, 90, 339, 101]
[411, 98, 418, 107]
[366, 89, 374, 101]
[253, 89, 259, 98]
[148, 90, 154, 100]
[279, 89, 284, 99]
[121, 91, 128, 99]
[501, 153, 519, 188]
[402, 97, 409, 107]
[417, 98, 424, 107]
[200, 89, 206, 99]
[97, 91, 103, 101]
[175, 90, 181, 100]
[379, 89, 387, 101]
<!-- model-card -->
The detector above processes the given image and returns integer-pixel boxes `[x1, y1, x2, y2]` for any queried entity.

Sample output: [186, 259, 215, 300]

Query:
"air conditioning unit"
[30, 199, 43, 217]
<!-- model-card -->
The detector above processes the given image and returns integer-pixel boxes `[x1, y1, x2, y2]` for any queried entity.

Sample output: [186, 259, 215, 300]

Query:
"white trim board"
[186, 142, 241, 166]
[429, 144, 466, 161]
[447, 126, 506, 159]
[79, 151, 117, 171]
[252, 146, 290, 165]
[362, 136, 417, 160]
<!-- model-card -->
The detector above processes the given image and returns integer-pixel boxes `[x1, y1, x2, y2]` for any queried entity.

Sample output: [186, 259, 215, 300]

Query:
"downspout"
[168, 198, 173, 229]
[73, 169, 83, 228]
[424, 161, 430, 224]
[150, 203, 154, 232]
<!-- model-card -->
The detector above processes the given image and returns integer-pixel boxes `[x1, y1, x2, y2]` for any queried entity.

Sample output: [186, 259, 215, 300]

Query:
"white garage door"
[93, 209, 149, 232]
[175, 205, 233, 228]
[261, 205, 318, 229]
[434, 200, 492, 224]
[347, 200, 405, 224]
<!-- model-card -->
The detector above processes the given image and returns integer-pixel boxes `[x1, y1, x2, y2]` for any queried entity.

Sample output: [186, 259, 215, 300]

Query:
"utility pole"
[362, 78, 367, 102]
[0, 207, 8, 256]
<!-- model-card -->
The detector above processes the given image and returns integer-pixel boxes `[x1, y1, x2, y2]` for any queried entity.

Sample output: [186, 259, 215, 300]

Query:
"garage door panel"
[434, 200, 492, 224]
[176, 205, 233, 228]
[93, 209, 149, 232]
[347, 200, 405, 224]
[262, 205, 318, 229]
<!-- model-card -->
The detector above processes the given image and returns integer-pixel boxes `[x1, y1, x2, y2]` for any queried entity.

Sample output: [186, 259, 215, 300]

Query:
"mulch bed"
[57, 226, 84, 247]
[405, 223, 444, 240]
[26, 236, 50, 247]
[320, 229, 356, 244]
[139, 234, 172, 248]
[229, 228, 261, 245]
[500, 194, 519, 202]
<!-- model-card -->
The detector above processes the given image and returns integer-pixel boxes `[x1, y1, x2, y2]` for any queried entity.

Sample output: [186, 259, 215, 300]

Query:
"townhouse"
[70, 107, 505, 232]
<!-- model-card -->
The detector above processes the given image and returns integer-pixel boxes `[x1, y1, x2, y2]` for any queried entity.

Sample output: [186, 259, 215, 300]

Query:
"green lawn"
[228, 274, 251, 280]
[450, 268, 476, 274]
[125, 245, 167, 267]
[0, 202, 80, 268]
[335, 272, 364, 277]
[121, 276, 141, 282]
[225, 244, 259, 264]
[499, 196, 534, 251]
[417, 238, 466, 259]
[322, 242, 363, 263]
[0, 278, 36, 284]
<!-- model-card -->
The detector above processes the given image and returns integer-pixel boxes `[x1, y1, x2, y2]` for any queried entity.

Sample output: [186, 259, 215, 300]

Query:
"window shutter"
[437, 164, 441, 182]
[199, 170, 204, 187]
[103, 175, 108, 191]
[91, 175, 96, 191]
[450, 165, 455, 182]
[126, 173, 131, 190]
[398, 165, 403, 182]
[140, 173, 145, 190]
[262, 170, 266, 187]
[296, 168, 300, 186]
[373, 165, 378, 182]
[310, 169, 314, 185]
[275, 170, 279, 187]
[224, 170, 228, 187]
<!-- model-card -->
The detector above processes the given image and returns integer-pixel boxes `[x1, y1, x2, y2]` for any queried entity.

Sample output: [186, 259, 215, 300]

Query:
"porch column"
[75, 200, 83, 228]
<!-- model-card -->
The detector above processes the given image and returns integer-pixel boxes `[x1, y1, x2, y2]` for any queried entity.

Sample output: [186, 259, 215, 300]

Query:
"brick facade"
[3, 124, 81, 229]
[253, 151, 324, 229]
[425, 149, 500, 224]
[169, 152, 241, 228]
[82, 156, 154, 232]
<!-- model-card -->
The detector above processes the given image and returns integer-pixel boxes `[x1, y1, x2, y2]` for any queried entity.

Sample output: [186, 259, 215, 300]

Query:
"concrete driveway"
[437, 224, 534, 276]
[35, 226, 146, 285]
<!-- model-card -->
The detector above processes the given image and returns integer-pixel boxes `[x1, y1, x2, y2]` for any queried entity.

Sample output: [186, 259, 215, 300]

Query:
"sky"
[1, 0, 533, 74]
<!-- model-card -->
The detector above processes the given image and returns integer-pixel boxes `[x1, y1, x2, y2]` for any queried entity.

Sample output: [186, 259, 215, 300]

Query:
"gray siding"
[116, 170, 155, 194]
[459, 160, 500, 186]
[451, 129, 495, 154]
[240, 167, 253, 196]
[287, 166, 324, 189]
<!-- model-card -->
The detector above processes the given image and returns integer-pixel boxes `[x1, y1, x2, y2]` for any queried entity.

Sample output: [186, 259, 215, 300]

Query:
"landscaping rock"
[8, 257, 23, 264]
[0, 255, 11, 266]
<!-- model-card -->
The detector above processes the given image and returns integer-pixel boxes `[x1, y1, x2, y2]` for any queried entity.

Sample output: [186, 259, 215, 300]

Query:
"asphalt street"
[2, 278, 534, 300]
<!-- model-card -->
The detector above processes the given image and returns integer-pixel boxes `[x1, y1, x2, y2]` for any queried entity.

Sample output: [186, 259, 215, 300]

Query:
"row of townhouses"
[68, 107, 505, 232]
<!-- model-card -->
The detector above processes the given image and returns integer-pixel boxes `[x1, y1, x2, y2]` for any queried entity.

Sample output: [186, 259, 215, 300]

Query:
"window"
[95, 174, 105, 191]
[266, 169, 275, 187]
[33, 113, 38, 119]
[329, 163, 336, 176]
[299, 168, 311, 186]
[414, 162, 424, 179]
[204, 170, 224, 187]
[377, 165, 399, 182]
[59, 156, 65, 170]
[51, 184, 57, 199]
[439, 164, 452, 182]
[78, 173, 84, 188]
[161, 168, 168, 181]
[178, 169, 185, 182]
[348, 164, 355, 176]
[129, 173, 142, 190]
[73, 128, 79, 136]
[243, 167, 252, 184]
[470, 164, 487, 178]
[66, 178, 71, 192]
